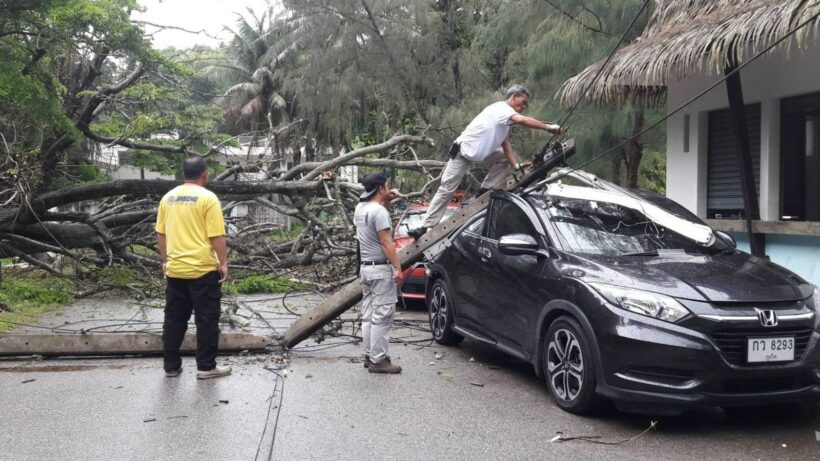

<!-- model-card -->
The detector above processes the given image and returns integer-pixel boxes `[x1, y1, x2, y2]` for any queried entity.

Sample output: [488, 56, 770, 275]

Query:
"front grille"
[711, 327, 814, 366]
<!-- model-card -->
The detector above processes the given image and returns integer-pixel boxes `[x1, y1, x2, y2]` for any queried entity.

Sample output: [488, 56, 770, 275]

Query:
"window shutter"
[707, 104, 761, 218]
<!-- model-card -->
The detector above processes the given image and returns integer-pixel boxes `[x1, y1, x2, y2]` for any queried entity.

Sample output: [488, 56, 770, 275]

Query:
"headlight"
[590, 283, 691, 323]
[813, 286, 820, 311]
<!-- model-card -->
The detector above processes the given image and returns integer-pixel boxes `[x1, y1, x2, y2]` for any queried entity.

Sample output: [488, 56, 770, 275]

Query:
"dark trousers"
[163, 271, 221, 372]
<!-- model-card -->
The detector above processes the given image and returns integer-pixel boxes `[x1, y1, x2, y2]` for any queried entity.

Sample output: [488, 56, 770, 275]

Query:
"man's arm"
[377, 228, 404, 286]
[157, 232, 167, 277]
[510, 114, 562, 134]
[210, 236, 228, 283]
[501, 137, 518, 169]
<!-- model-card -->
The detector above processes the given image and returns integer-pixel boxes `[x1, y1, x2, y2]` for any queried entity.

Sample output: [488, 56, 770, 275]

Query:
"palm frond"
[225, 82, 262, 98]
[558, 0, 820, 108]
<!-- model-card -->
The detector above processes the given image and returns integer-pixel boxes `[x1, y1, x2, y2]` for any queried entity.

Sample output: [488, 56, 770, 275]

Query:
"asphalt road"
[1, 296, 819, 460]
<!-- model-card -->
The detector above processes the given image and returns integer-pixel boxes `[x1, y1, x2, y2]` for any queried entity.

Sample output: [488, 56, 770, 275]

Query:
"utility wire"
[540, 0, 652, 153]
[551, 9, 820, 183]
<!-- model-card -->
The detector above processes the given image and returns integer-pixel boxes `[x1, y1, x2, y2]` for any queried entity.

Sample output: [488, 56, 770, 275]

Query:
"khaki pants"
[422, 149, 511, 228]
[359, 265, 397, 363]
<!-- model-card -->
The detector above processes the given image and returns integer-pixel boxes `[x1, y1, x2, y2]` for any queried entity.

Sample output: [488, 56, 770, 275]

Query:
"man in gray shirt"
[354, 172, 404, 374]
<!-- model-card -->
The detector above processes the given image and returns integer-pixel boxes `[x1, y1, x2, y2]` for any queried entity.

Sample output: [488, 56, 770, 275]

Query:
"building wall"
[666, 43, 820, 287]
[731, 234, 820, 286]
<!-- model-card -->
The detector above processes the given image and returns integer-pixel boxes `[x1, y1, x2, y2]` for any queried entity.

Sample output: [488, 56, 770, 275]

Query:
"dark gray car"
[425, 182, 820, 415]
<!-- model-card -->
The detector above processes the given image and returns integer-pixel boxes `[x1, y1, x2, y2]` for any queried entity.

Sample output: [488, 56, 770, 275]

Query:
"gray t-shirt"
[354, 201, 392, 261]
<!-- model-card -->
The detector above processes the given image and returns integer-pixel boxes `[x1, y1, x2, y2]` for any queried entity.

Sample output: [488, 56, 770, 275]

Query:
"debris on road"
[470, 382, 484, 388]
[550, 421, 658, 445]
[143, 417, 156, 423]
[219, 400, 229, 404]
[434, 352, 443, 360]
[21, 379, 36, 384]
[469, 357, 475, 363]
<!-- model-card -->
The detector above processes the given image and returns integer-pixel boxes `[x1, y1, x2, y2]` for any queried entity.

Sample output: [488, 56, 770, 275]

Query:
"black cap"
[359, 172, 388, 200]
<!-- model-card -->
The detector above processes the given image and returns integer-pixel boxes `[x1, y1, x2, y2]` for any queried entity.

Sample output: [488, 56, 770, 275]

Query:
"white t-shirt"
[456, 101, 518, 162]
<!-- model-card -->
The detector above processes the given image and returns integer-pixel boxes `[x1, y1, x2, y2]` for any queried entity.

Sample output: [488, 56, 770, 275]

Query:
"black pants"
[163, 271, 221, 372]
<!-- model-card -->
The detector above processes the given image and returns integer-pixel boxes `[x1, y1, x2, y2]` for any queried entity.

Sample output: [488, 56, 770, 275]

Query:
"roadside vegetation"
[0, 268, 74, 333]
[223, 274, 308, 296]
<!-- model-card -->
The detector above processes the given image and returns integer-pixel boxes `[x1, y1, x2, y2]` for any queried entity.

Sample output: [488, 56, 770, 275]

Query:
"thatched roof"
[558, 0, 820, 108]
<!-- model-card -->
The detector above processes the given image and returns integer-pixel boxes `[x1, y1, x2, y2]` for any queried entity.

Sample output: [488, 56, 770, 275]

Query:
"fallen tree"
[0, 132, 444, 294]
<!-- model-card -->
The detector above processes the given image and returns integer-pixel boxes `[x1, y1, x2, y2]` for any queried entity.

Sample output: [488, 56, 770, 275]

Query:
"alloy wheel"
[429, 285, 448, 339]
[547, 328, 584, 402]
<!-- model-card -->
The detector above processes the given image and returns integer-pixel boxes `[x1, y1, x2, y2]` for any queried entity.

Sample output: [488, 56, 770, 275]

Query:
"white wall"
[665, 42, 820, 220]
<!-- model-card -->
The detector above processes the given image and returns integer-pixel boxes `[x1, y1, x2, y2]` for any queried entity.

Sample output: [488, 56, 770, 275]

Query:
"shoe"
[165, 367, 183, 377]
[196, 365, 232, 380]
[407, 227, 428, 240]
[363, 355, 373, 368]
[368, 357, 402, 374]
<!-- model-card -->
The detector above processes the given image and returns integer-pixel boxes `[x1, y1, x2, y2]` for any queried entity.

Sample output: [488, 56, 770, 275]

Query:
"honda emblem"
[755, 308, 778, 327]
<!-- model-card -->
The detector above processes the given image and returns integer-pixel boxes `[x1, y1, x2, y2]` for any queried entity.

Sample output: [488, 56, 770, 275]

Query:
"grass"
[222, 274, 307, 296]
[0, 273, 74, 333]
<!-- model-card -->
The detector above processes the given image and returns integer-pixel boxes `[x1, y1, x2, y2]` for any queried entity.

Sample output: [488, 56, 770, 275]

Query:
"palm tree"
[205, 4, 300, 135]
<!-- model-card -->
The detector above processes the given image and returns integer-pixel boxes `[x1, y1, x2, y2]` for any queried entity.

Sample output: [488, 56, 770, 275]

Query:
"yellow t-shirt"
[155, 184, 226, 279]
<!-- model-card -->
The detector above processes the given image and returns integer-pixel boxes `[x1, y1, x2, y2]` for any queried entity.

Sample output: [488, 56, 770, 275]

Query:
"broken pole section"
[283, 193, 492, 348]
[283, 139, 575, 348]
[724, 65, 765, 257]
[0, 333, 271, 357]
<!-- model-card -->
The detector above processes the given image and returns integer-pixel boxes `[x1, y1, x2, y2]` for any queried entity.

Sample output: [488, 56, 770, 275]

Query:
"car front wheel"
[427, 279, 463, 346]
[544, 316, 600, 414]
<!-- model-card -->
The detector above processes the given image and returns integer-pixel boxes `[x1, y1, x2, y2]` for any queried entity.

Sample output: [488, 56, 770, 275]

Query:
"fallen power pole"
[283, 139, 576, 348]
[0, 332, 271, 357]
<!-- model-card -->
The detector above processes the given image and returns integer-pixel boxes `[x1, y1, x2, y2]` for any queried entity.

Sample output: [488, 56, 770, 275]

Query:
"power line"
[539, 0, 652, 154]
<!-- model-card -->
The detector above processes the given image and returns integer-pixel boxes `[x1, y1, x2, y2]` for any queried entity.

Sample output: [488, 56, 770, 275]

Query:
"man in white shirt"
[409, 85, 562, 238]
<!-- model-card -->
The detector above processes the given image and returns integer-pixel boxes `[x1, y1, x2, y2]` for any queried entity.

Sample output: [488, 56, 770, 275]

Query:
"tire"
[543, 316, 601, 415]
[427, 279, 464, 346]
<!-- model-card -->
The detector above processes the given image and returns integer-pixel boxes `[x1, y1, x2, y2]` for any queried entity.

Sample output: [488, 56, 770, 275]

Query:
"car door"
[444, 214, 490, 332]
[480, 195, 551, 355]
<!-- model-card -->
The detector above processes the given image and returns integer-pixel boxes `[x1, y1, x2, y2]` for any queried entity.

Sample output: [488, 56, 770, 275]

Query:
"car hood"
[569, 252, 809, 303]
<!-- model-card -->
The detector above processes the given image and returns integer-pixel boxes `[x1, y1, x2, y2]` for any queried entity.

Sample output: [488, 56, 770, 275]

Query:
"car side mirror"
[498, 233, 542, 257]
[715, 230, 737, 249]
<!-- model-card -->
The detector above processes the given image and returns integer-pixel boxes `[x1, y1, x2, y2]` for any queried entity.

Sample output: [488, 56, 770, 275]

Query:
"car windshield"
[542, 197, 729, 256]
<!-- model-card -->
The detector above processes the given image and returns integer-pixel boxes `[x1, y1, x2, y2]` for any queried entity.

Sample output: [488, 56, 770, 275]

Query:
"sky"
[133, 0, 273, 49]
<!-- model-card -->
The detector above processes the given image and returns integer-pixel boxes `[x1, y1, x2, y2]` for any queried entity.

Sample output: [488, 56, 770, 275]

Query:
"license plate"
[747, 337, 795, 363]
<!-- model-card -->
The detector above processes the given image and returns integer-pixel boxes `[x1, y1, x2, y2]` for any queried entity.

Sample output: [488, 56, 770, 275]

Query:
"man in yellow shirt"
[156, 155, 231, 379]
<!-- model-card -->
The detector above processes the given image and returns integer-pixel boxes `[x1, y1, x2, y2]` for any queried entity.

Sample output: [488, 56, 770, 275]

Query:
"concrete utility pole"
[283, 139, 576, 348]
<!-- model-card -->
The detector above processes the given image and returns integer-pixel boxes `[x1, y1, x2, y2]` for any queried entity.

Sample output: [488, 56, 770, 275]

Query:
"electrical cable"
[255, 367, 285, 461]
[540, 0, 652, 151]
[548, 9, 820, 185]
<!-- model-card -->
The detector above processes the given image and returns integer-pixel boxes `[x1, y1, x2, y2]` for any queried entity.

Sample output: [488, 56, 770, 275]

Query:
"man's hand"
[392, 264, 404, 286]
[548, 124, 564, 136]
[218, 262, 229, 284]
[388, 188, 405, 200]
[161, 262, 167, 278]
[514, 161, 532, 171]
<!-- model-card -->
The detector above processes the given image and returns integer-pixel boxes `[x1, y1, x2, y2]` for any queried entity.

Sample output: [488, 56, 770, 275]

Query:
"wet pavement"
[1, 295, 819, 460]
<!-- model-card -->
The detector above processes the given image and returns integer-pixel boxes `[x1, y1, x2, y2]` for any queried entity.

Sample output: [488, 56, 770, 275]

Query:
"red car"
[394, 200, 460, 306]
